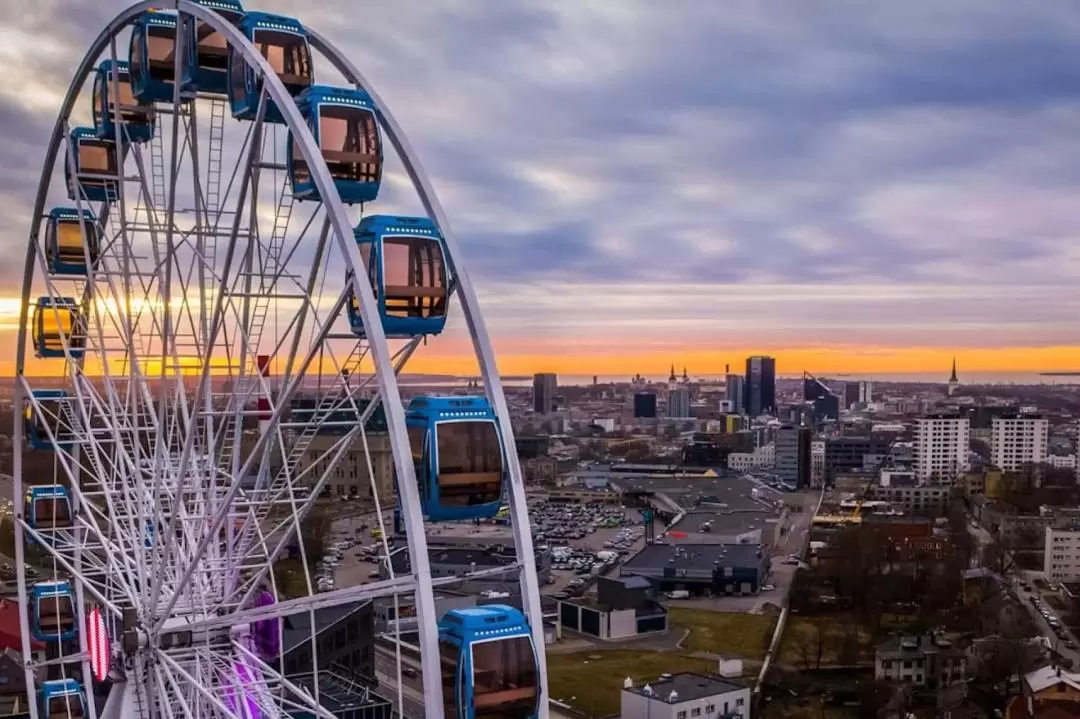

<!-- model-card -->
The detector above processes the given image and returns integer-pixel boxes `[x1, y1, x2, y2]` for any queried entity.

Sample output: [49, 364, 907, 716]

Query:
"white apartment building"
[914, 416, 970, 482]
[811, 440, 825, 488]
[1045, 525, 1080, 582]
[1050, 454, 1078, 470]
[622, 673, 750, 719]
[991, 414, 1049, 471]
[727, 443, 775, 472]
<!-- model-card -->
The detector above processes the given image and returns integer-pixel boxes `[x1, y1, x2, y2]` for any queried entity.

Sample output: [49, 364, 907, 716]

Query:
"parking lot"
[528, 498, 647, 600]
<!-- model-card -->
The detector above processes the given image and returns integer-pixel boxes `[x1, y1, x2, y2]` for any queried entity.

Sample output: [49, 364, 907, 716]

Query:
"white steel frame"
[13, 2, 549, 718]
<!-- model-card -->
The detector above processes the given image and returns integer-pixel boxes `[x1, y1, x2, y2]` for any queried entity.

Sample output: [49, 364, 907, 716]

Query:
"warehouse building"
[557, 576, 668, 640]
[621, 543, 770, 596]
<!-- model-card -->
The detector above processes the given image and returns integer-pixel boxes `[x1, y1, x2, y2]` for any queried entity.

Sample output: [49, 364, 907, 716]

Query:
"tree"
[982, 529, 1021, 580]
[792, 616, 834, 670]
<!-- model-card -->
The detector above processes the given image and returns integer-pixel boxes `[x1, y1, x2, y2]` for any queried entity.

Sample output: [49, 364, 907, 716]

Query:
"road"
[374, 644, 426, 718]
[967, 521, 1080, 666]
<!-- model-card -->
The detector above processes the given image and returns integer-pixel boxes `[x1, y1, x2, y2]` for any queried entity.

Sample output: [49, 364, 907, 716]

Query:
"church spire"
[682, 367, 689, 383]
[669, 364, 677, 383]
[949, 357, 958, 383]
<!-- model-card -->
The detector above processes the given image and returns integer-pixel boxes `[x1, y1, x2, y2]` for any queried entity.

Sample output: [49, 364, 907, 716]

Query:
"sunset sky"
[4, 1, 1080, 376]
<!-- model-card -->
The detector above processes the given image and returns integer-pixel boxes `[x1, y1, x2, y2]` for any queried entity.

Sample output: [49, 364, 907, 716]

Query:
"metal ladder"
[203, 98, 228, 264]
[243, 177, 295, 359]
[232, 345, 366, 565]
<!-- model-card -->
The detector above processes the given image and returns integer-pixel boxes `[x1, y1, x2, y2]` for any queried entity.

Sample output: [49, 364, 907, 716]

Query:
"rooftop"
[1026, 665, 1080, 694]
[624, 673, 745, 703]
[622, 542, 766, 573]
[876, 634, 964, 658]
[670, 507, 777, 541]
[389, 544, 522, 574]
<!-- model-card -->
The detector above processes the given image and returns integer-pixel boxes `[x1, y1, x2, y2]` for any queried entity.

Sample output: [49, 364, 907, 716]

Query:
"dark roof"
[390, 544, 521, 573]
[625, 673, 745, 702]
[282, 601, 370, 655]
[615, 575, 652, 590]
[622, 542, 766, 572]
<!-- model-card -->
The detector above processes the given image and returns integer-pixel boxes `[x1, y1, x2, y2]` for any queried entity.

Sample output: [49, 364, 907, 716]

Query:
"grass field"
[667, 607, 777, 658]
[547, 650, 718, 716]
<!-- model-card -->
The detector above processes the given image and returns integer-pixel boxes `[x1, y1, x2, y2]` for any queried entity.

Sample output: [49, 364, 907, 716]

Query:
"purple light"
[250, 589, 281, 660]
[223, 660, 263, 719]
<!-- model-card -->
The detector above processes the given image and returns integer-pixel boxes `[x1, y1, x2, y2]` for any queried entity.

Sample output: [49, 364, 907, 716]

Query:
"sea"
[493, 372, 1080, 387]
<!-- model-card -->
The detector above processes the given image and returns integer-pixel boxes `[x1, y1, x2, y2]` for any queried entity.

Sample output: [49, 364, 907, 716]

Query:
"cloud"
[2, 0, 1080, 369]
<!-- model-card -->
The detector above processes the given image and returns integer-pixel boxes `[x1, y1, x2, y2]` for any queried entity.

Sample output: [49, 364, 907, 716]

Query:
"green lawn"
[667, 607, 777, 659]
[547, 651, 718, 717]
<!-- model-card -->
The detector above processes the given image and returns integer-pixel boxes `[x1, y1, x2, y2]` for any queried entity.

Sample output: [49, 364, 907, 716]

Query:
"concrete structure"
[668, 387, 691, 419]
[824, 436, 891, 482]
[725, 374, 745, 414]
[621, 543, 770, 596]
[557, 576, 667, 641]
[774, 425, 811, 489]
[1045, 524, 1080, 583]
[914, 415, 970, 482]
[533, 372, 558, 414]
[298, 432, 394, 501]
[1050, 454, 1077, 471]
[621, 673, 749, 719]
[870, 484, 950, 515]
[991, 414, 1050, 471]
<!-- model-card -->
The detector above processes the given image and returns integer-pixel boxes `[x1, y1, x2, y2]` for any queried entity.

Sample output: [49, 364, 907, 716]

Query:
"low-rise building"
[621, 673, 750, 719]
[557, 576, 668, 641]
[875, 635, 966, 690]
[621, 543, 770, 596]
[1006, 664, 1080, 718]
[870, 484, 951, 515]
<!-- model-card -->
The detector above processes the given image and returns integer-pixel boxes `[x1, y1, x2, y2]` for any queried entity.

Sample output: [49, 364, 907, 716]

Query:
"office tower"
[744, 355, 776, 417]
[858, 381, 873, 404]
[775, 425, 811, 489]
[633, 392, 658, 419]
[532, 373, 558, 414]
[914, 415, 970, 482]
[667, 387, 691, 418]
[843, 382, 860, 409]
[803, 371, 839, 421]
[725, 374, 745, 414]
[991, 413, 1049, 470]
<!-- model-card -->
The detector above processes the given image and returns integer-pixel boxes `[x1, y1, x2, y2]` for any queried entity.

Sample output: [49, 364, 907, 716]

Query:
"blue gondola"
[45, 208, 99, 276]
[228, 12, 312, 123]
[65, 127, 120, 202]
[32, 297, 85, 359]
[404, 396, 505, 522]
[129, 11, 195, 104]
[41, 679, 86, 719]
[347, 216, 450, 339]
[30, 581, 77, 643]
[25, 486, 74, 537]
[438, 605, 540, 719]
[288, 85, 382, 204]
[185, 0, 245, 96]
[92, 60, 154, 143]
[24, 390, 74, 451]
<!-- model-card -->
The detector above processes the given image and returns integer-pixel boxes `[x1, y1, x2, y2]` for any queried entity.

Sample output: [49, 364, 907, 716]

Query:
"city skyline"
[5, 2, 1080, 374]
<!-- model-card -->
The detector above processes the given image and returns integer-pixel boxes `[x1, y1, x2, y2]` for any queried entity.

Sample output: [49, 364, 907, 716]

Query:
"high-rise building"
[991, 413, 1049, 471]
[532, 373, 558, 414]
[744, 356, 776, 416]
[667, 387, 691, 418]
[725, 374, 745, 414]
[842, 382, 860, 409]
[803, 372, 839, 421]
[633, 392, 658, 419]
[914, 415, 970, 482]
[858, 381, 873, 404]
[775, 425, 812, 489]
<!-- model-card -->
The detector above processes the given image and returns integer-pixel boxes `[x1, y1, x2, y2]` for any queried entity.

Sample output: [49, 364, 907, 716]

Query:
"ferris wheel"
[13, 2, 549, 718]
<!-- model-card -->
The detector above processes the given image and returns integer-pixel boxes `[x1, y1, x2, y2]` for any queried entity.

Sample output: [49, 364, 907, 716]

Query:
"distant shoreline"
[1040, 372, 1080, 377]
